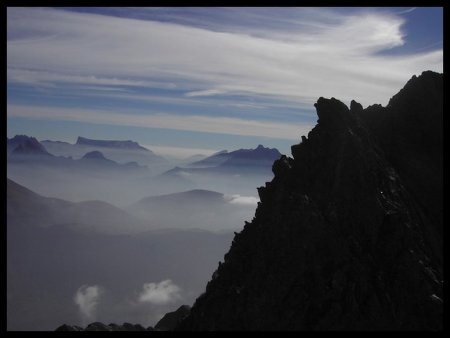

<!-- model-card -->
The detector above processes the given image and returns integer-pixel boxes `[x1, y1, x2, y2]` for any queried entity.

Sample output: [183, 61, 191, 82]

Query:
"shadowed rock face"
[359, 71, 443, 265]
[177, 71, 443, 331]
[155, 305, 191, 331]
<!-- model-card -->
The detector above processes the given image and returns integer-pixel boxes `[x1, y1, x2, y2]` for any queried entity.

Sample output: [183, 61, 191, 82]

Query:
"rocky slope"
[7, 178, 146, 235]
[55, 322, 154, 331]
[154, 305, 191, 331]
[55, 305, 191, 331]
[177, 71, 443, 330]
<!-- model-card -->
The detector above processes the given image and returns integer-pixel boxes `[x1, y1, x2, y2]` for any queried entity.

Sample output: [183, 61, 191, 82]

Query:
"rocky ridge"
[55, 322, 154, 331]
[55, 305, 191, 331]
[154, 305, 191, 331]
[176, 71, 443, 330]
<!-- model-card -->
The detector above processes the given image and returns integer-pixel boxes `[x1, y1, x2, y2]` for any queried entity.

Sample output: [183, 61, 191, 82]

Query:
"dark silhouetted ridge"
[56, 322, 153, 331]
[176, 71, 443, 331]
[155, 305, 191, 331]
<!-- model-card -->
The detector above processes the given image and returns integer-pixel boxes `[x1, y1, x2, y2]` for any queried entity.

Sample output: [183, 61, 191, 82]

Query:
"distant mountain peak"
[82, 150, 107, 160]
[233, 144, 279, 154]
[220, 145, 281, 168]
[189, 145, 281, 169]
[8, 135, 52, 156]
[76, 136, 149, 151]
[9, 134, 33, 141]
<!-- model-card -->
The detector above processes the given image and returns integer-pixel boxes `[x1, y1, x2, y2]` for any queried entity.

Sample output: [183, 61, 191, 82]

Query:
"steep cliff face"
[359, 71, 443, 266]
[178, 71, 443, 331]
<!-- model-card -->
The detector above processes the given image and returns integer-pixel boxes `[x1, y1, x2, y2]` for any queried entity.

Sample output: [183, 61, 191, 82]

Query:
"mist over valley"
[7, 136, 274, 330]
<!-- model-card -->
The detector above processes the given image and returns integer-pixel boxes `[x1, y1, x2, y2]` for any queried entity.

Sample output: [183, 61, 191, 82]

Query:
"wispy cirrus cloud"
[7, 67, 177, 89]
[7, 7, 442, 109]
[185, 89, 227, 98]
[396, 7, 417, 15]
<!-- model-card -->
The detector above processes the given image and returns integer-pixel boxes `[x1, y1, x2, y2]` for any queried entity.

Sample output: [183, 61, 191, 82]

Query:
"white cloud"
[226, 194, 260, 206]
[74, 285, 102, 325]
[7, 7, 442, 108]
[8, 104, 313, 141]
[138, 280, 181, 305]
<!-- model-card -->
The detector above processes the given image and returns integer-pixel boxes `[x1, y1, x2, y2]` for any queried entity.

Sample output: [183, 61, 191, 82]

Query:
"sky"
[7, 7, 443, 158]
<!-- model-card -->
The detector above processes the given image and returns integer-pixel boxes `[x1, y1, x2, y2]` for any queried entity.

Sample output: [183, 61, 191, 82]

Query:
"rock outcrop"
[55, 322, 154, 331]
[155, 305, 191, 331]
[177, 71, 443, 331]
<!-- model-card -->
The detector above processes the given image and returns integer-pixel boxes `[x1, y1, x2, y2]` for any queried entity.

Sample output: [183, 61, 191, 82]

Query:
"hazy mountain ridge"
[188, 149, 233, 168]
[157, 145, 282, 197]
[8, 178, 254, 235]
[76, 136, 150, 151]
[132, 189, 225, 207]
[41, 137, 168, 167]
[9, 147, 149, 174]
[7, 141, 154, 205]
[7, 180, 235, 330]
[184, 144, 281, 170]
[127, 189, 258, 232]
[177, 71, 443, 330]
[8, 135, 275, 205]
[7, 178, 149, 234]
[7, 135, 53, 156]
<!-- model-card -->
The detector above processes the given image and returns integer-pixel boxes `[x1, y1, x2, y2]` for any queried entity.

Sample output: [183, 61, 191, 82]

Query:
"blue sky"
[7, 7, 443, 158]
